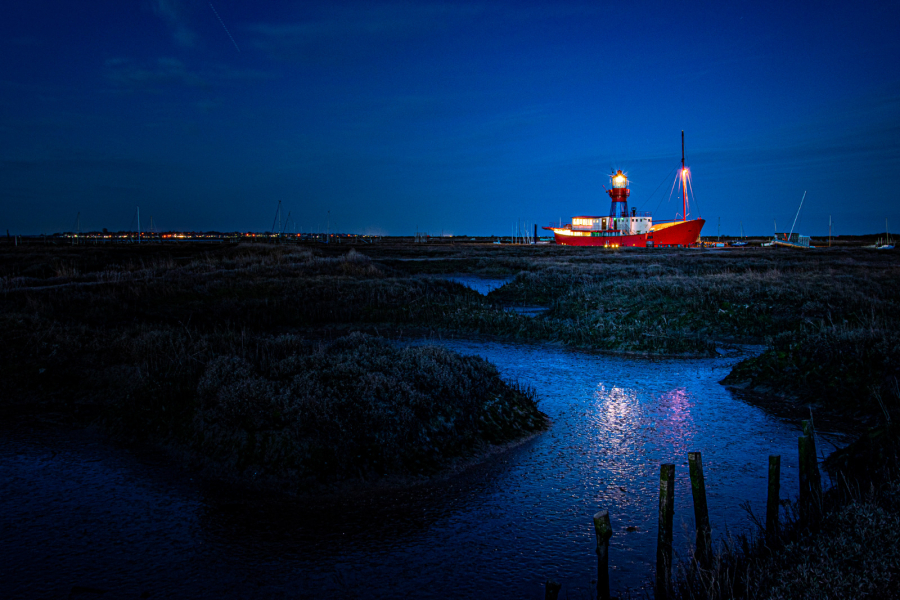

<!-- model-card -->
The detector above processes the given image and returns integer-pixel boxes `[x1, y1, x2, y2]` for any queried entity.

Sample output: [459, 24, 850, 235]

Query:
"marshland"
[2, 240, 899, 598]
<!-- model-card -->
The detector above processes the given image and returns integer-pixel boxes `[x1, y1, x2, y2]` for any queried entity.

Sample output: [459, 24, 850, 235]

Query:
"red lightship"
[545, 132, 705, 247]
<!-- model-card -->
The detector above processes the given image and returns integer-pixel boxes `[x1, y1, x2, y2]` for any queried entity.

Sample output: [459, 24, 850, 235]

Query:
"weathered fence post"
[544, 579, 561, 600]
[688, 452, 712, 566]
[593, 510, 613, 600]
[801, 419, 823, 503]
[766, 455, 781, 545]
[656, 463, 675, 600]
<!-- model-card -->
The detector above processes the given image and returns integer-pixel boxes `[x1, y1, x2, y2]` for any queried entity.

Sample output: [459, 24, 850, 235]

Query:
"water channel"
[439, 274, 513, 295]
[439, 274, 548, 317]
[1, 336, 843, 599]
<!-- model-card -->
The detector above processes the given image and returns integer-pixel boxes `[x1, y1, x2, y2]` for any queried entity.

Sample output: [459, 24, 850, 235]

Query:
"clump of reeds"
[189, 331, 546, 488]
[674, 447, 900, 600]
[673, 486, 900, 600]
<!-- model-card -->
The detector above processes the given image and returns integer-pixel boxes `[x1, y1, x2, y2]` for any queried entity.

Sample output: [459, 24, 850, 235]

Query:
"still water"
[439, 275, 548, 317]
[439, 274, 514, 295]
[0, 340, 836, 599]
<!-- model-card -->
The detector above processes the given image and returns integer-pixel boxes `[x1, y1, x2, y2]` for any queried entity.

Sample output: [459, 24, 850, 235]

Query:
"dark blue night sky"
[2, 1, 898, 236]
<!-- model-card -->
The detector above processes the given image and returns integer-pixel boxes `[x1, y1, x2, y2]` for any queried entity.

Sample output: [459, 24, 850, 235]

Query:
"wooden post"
[766, 455, 781, 545]
[798, 435, 812, 523]
[688, 452, 712, 566]
[544, 580, 561, 600]
[593, 510, 613, 600]
[656, 464, 675, 600]
[801, 420, 823, 504]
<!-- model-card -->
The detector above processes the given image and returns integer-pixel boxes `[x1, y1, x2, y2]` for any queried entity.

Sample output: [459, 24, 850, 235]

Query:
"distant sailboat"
[771, 191, 813, 249]
[732, 221, 748, 246]
[877, 218, 894, 250]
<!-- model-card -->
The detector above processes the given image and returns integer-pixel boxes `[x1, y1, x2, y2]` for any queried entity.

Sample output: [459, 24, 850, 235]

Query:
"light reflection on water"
[0, 339, 840, 599]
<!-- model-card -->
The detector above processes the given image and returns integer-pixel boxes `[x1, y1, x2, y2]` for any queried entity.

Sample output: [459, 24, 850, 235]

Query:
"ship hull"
[548, 230, 647, 247]
[648, 218, 705, 247]
[546, 218, 704, 247]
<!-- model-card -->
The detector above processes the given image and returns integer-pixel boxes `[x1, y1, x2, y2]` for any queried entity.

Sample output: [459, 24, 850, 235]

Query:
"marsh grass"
[724, 323, 900, 417]
[1, 244, 720, 355]
[4, 243, 900, 590]
[5, 244, 897, 378]
[494, 252, 899, 343]
[191, 332, 545, 486]
[3, 243, 898, 490]
[673, 460, 900, 600]
[1, 320, 545, 490]
[0, 244, 550, 490]
[476, 249, 900, 407]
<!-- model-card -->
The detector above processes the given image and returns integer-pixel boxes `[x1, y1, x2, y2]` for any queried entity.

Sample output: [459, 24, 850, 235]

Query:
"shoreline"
[722, 383, 877, 438]
[0, 403, 548, 503]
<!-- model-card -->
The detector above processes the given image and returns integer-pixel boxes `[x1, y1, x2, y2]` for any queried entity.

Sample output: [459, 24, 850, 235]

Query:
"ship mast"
[681, 130, 687, 222]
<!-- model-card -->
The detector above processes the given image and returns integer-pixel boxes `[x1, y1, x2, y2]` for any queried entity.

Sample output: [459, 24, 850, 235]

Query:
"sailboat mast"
[788, 191, 806, 237]
[681, 130, 687, 221]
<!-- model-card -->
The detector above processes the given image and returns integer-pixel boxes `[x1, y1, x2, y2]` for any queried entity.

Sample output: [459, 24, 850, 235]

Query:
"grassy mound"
[723, 324, 900, 419]
[762, 498, 900, 600]
[1, 317, 545, 490]
[190, 332, 546, 487]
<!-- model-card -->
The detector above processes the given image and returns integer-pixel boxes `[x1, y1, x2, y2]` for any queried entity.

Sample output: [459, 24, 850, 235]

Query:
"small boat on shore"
[768, 192, 814, 249]
[732, 222, 748, 246]
[772, 232, 813, 249]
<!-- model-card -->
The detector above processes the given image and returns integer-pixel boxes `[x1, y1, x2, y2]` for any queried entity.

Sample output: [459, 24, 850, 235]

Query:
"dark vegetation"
[724, 325, 900, 423]
[669, 415, 900, 600]
[673, 473, 900, 600]
[4, 242, 897, 430]
[375, 244, 900, 409]
[0, 243, 548, 492]
[474, 247, 900, 426]
[3, 240, 899, 595]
